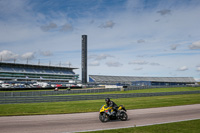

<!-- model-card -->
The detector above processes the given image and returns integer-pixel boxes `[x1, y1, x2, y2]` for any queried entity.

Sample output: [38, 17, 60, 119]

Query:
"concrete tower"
[82, 35, 87, 84]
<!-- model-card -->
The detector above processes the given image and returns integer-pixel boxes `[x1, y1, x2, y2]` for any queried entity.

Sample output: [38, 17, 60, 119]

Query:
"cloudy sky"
[0, 0, 200, 81]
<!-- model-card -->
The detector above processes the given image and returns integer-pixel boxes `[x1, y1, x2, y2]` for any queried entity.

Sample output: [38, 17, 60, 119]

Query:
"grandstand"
[89, 75, 196, 86]
[0, 62, 79, 84]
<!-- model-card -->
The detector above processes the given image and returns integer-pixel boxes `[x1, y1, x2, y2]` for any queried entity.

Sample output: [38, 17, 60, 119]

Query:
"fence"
[0, 90, 200, 104]
[0, 85, 189, 97]
[0, 87, 121, 97]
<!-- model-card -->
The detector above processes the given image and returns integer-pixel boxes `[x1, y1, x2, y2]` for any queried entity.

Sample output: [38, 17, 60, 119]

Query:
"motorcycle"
[99, 104, 128, 122]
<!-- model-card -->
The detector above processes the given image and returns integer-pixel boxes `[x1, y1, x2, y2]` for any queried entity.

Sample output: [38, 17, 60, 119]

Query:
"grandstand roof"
[89, 75, 196, 83]
[0, 62, 78, 70]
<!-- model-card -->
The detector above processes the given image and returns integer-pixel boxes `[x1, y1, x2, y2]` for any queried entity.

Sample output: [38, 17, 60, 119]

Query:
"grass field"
[0, 93, 200, 116]
[83, 119, 200, 133]
[1, 87, 200, 94]
[1, 87, 199, 133]
[47, 87, 200, 96]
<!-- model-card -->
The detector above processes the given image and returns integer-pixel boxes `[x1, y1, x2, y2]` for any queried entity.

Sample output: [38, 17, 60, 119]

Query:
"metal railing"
[0, 91, 200, 104]
[0, 87, 120, 97]
[0, 85, 191, 97]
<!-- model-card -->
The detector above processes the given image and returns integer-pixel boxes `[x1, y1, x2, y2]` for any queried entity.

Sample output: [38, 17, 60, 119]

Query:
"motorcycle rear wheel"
[119, 112, 128, 121]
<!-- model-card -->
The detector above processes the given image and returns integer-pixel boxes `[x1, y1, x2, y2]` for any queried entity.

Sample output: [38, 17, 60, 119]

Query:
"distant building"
[89, 75, 196, 86]
[0, 62, 79, 83]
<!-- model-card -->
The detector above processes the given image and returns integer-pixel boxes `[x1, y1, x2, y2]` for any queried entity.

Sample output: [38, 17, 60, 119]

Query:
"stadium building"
[0, 62, 79, 84]
[89, 75, 196, 86]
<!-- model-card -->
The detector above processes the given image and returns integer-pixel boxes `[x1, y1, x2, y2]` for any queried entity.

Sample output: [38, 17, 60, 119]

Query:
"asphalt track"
[0, 104, 200, 133]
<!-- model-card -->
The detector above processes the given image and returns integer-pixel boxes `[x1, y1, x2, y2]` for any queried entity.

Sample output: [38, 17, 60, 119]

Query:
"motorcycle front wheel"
[119, 112, 128, 121]
[99, 113, 110, 122]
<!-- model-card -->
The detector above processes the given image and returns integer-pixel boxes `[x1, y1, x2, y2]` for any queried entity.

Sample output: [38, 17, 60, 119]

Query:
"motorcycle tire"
[99, 113, 110, 122]
[119, 112, 128, 121]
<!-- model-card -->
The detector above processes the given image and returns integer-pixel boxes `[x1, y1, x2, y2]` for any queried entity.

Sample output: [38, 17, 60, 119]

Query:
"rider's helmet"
[105, 98, 110, 104]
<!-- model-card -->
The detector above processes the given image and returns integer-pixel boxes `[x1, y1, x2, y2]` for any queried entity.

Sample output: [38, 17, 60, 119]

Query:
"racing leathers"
[106, 101, 118, 115]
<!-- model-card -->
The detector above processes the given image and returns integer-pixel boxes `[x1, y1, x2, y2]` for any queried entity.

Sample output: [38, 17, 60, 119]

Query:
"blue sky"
[0, 0, 200, 81]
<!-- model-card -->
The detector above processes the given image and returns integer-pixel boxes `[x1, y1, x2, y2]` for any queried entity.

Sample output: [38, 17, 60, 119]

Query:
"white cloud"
[177, 66, 188, 71]
[40, 23, 57, 32]
[89, 54, 114, 61]
[40, 51, 53, 56]
[40, 22, 73, 32]
[129, 61, 160, 66]
[137, 39, 145, 43]
[170, 44, 180, 50]
[197, 67, 200, 71]
[89, 61, 100, 66]
[134, 67, 143, 70]
[0, 50, 36, 61]
[21, 52, 35, 60]
[60, 23, 73, 32]
[150, 62, 160, 66]
[157, 9, 171, 16]
[189, 41, 200, 49]
[106, 61, 123, 67]
[99, 20, 115, 28]
[0, 50, 18, 61]
[129, 60, 148, 65]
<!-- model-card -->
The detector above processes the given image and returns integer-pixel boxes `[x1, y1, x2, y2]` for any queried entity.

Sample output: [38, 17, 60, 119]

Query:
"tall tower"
[82, 35, 87, 84]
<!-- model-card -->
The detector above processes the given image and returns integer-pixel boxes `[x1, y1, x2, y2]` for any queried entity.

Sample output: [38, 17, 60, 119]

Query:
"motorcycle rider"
[105, 98, 118, 116]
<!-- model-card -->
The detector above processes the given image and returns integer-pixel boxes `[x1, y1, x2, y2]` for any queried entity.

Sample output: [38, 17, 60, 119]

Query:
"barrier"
[0, 90, 200, 104]
[0, 85, 190, 97]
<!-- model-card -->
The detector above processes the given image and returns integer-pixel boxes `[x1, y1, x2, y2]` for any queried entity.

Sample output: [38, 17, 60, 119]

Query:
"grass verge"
[1, 87, 200, 95]
[82, 119, 200, 133]
[46, 87, 200, 96]
[0, 93, 200, 116]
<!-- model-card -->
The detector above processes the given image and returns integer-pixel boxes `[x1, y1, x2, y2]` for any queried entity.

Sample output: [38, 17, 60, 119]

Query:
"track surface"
[0, 104, 200, 133]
